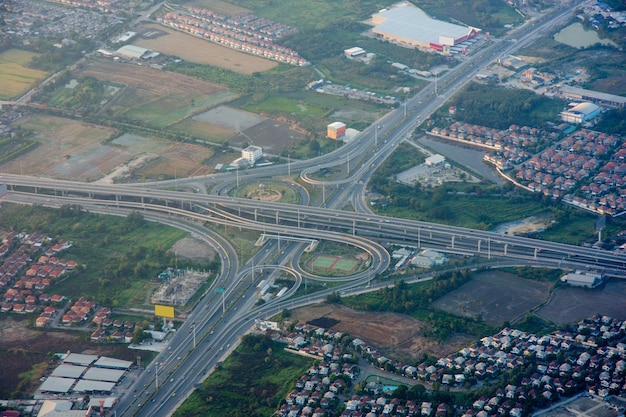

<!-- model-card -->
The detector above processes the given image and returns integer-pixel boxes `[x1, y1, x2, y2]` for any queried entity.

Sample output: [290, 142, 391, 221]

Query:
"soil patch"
[170, 237, 216, 262]
[232, 118, 308, 155]
[289, 304, 473, 362]
[6, 115, 119, 180]
[431, 270, 552, 326]
[537, 279, 626, 325]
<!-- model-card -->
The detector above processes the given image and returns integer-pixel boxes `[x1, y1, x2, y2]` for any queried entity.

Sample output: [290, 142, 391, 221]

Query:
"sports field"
[311, 255, 359, 273]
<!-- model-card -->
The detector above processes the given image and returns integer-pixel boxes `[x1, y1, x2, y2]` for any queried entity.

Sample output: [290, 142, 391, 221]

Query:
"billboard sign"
[155, 305, 175, 318]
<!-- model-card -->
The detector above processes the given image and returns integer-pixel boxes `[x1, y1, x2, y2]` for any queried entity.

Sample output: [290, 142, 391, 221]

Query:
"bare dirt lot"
[170, 236, 217, 262]
[7, 115, 119, 180]
[289, 304, 475, 362]
[289, 273, 626, 364]
[537, 279, 626, 325]
[431, 270, 553, 326]
[135, 23, 278, 75]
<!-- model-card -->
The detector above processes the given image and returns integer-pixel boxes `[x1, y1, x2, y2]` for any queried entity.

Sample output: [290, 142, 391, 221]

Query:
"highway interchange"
[2, 1, 625, 415]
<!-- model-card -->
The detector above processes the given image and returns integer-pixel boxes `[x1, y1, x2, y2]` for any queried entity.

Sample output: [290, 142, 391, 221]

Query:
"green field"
[333, 258, 359, 272]
[122, 91, 237, 129]
[243, 96, 329, 118]
[174, 334, 316, 417]
[0, 204, 218, 307]
[311, 255, 338, 269]
[235, 181, 302, 204]
[0, 49, 48, 100]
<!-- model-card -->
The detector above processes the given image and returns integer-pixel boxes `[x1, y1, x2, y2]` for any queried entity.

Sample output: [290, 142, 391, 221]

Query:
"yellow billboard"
[155, 305, 175, 318]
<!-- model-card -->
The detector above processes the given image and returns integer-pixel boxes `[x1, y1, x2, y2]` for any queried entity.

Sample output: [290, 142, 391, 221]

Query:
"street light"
[155, 362, 160, 389]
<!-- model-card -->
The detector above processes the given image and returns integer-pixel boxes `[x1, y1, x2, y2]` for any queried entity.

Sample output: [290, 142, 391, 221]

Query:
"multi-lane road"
[4, 1, 620, 414]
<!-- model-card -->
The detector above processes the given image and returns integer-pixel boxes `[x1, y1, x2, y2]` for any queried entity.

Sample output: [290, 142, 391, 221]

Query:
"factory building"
[558, 85, 626, 109]
[115, 45, 159, 60]
[370, 3, 480, 53]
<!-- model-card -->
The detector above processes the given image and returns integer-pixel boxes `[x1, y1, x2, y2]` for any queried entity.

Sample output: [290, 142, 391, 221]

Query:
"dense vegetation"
[433, 83, 566, 130]
[0, 204, 218, 306]
[369, 143, 554, 231]
[594, 108, 626, 134]
[173, 334, 316, 417]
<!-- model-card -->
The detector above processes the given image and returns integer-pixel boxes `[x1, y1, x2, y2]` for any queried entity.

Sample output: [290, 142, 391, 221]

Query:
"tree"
[324, 291, 342, 304]
[308, 139, 321, 155]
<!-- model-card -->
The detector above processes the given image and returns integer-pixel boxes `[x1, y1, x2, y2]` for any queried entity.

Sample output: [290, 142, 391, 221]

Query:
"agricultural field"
[5, 115, 216, 182]
[77, 58, 236, 128]
[186, 105, 309, 154]
[134, 23, 278, 75]
[243, 96, 329, 119]
[0, 49, 48, 100]
[7, 115, 118, 181]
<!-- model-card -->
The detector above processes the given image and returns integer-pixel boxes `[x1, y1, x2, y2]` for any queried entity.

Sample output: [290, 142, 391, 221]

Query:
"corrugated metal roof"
[50, 364, 86, 379]
[372, 4, 476, 46]
[64, 353, 98, 366]
[83, 367, 126, 383]
[73, 380, 116, 393]
[94, 356, 133, 369]
[39, 377, 75, 393]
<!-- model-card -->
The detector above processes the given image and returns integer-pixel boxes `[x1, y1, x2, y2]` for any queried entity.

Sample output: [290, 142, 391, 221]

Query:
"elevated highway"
[4, 177, 625, 277]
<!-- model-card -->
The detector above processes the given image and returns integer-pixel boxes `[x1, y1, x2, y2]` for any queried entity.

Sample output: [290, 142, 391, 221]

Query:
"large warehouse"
[370, 2, 480, 52]
[37, 353, 133, 396]
[116, 44, 159, 60]
[560, 102, 601, 124]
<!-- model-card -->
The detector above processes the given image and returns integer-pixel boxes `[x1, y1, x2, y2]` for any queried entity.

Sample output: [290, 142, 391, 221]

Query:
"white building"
[560, 271, 603, 288]
[411, 249, 447, 268]
[560, 102, 601, 124]
[425, 154, 446, 166]
[344, 47, 366, 58]
[242, 145, 263, 165]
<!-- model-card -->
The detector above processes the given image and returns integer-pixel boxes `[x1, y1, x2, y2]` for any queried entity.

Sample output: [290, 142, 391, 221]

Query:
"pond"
[554, 22, 619, 49]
